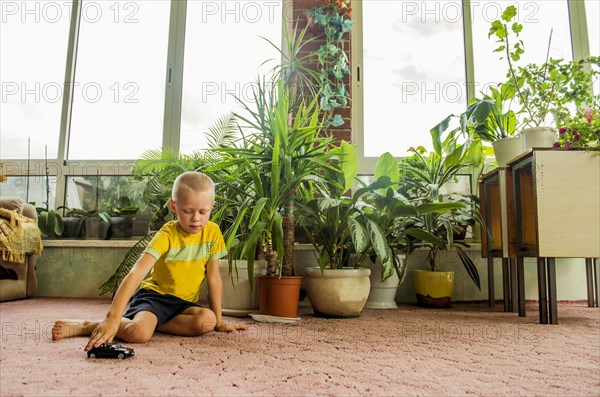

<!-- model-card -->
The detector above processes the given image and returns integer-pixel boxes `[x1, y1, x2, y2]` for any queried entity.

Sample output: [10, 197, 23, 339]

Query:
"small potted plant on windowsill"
[110, 196, 139, 239]
[62, 208, 111, 240]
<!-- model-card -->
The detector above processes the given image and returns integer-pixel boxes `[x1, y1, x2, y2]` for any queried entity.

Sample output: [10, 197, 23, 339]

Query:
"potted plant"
[555, 107, 600, 150]
[207, 78, 337, 318]
[36, 205, 64, 239]
[62, 208, 111, 240]
[110, 196, 138, 239]
[400, 116, 484, 308]
[35, 157, 64, 238]
[297, 144, 444, 316]
[349, 152, 427, 310]
[489, 6, 600, 152]
[295, 141, 373, 318]
[466, 84, 520, 166]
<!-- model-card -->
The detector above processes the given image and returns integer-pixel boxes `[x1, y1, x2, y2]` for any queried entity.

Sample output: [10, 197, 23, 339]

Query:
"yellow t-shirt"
[140, 220, 227, 302]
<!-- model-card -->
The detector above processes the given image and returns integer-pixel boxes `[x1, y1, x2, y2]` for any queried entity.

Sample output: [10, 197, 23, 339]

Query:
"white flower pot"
[492, 136, 523, 167]
[520, 126, 557, 151]
[361, 253, 406, 309]
[198, 259, 267, 316]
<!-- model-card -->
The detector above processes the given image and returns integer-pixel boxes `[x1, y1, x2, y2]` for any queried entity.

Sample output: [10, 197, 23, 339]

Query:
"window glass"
[361, 0, 466, 157]
[585, 0, 599, 95]
[471, 1, 572, 97]
[586, 0, 599, 57]
[0, 2, 70, 159]
[68, 1, 170, 160]
[65, 175, 149, 214]
[179, 0, 282, 154]
[0, 175, 56, 209]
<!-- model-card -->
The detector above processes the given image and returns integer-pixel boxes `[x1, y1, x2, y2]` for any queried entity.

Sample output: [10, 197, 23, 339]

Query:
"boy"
[52, 171, 245, 351]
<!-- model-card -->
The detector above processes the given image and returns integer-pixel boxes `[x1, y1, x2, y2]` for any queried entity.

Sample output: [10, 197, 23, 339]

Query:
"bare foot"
[51, 320, 97, 341]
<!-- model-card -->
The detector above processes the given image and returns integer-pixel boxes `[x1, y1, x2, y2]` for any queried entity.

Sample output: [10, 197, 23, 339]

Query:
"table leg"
[547, 257, 557, 325]
[586, 258, 594, 307]
[510, 258, 518, 313]
[594, 258, 599, 308]
[537, 257, 548, 324]
[501, 258, 510, 312]
[488, 256, 495, 307]
[517, 257, 526, 317]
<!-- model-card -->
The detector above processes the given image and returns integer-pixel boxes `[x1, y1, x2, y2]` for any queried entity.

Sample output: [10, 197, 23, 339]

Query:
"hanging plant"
[310, 0, 353, 127]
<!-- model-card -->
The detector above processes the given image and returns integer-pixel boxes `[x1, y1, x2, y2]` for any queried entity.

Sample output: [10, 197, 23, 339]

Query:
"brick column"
[292, 0, 352, 144]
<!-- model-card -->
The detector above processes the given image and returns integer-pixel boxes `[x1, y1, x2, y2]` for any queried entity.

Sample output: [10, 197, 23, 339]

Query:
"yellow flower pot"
[412, 270, 454, 308]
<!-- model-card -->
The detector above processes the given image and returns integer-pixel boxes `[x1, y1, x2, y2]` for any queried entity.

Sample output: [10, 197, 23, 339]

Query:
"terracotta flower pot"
[258, 276, 303, 318]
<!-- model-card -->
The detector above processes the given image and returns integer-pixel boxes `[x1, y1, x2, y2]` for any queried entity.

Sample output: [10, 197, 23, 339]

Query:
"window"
[179, 0, 282, 154]
[65, 175, 148, 213]
[0, 1, 70, 159]
[358, 0, 466, 159]
[0, 175, 56, 209]
[587, 0, 599, 57]
[471, 0, 572, 97]
[354, 0, 578, 170]
[67, 0, 170, 160]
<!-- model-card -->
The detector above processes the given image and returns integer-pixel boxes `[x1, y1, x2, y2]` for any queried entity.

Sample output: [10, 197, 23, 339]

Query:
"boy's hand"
[215, 322, 247, 332]
[85, 318, 120, 351]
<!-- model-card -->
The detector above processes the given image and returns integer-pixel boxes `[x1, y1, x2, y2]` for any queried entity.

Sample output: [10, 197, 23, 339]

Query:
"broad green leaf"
[337, 141, 359, 192]
[374, 152, 399, 185]
[348, 217, 368, 253]
[364, 217, 389, 265]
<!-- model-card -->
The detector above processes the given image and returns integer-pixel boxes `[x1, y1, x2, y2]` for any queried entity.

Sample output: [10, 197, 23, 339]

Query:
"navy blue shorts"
[123, 289, 200, 327]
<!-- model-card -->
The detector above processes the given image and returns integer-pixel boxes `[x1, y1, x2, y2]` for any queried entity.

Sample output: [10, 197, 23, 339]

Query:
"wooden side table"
[508, 149, 600, 324]
[479, 168, 518, 312]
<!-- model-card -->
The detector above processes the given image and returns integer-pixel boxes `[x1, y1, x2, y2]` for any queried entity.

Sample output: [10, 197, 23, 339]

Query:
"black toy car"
[87, 343, 135, 359]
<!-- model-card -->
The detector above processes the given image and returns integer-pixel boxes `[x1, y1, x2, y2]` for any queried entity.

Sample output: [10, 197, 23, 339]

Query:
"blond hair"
[171, 172, 215, 200]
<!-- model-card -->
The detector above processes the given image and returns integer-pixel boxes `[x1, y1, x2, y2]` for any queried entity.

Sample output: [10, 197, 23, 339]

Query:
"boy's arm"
[206, 260, 246, 332]
[84, 253, 156, 351]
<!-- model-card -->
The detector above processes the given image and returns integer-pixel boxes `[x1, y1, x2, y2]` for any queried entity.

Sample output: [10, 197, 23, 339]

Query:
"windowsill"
[41, 239, 483, 251]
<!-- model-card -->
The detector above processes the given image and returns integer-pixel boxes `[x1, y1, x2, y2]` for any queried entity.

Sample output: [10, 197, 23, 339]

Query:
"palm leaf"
[98, 232, 156, 296]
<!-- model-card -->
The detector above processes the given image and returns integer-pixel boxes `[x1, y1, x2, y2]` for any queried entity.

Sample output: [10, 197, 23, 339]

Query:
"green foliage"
[98, 115, 239, 295]
[399, 117, 484, 290]
[36, 207, 63, 238]
[310, 3, 353, 127]
[517, 56, 600, 128]
[489, 5, 600, 128]
[295, 141, 360, 271]
[466, 84, 518, 142]
[556, 107, 600, 150]
[207, 78, 337, 278]
[98, 232, 156, 296]
[297, 148, 444, 285]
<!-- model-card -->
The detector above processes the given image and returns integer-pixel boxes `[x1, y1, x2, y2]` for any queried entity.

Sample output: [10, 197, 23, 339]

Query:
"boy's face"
[169, 189, 214, 234]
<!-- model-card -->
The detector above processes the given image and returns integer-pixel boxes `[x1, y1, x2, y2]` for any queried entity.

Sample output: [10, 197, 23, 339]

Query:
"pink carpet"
[1, 298, 599, 396]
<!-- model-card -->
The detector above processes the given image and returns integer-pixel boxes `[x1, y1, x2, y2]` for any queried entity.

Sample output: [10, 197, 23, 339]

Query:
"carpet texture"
[0, 298, 599, 396]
